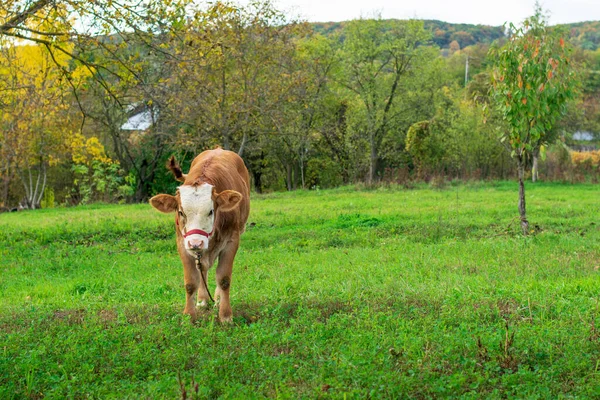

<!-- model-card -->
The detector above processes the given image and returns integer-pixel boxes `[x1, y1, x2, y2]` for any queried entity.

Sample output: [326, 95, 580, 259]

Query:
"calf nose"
[188, 239, 204, 250]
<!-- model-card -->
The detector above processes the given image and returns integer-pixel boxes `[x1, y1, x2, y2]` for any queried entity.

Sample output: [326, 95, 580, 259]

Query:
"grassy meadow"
[1, 181, 600, 398]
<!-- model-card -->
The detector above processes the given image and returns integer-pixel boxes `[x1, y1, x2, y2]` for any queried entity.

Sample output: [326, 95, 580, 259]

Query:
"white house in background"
[121, 104, 159, 131]
[573, 131, 594, 141]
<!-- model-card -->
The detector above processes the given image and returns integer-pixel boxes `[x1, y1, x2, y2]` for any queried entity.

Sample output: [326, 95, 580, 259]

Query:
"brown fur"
[150, 148, 250, 323]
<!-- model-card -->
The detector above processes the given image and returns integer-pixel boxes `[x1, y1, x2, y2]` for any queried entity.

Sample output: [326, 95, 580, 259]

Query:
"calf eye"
[178, 210, 184, 217]
[208, 209, 214, 217]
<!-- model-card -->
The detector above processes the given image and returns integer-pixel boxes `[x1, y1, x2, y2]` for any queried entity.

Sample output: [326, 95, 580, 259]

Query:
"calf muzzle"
[187, 238, 205, 251]
[183, 229, 213, 254]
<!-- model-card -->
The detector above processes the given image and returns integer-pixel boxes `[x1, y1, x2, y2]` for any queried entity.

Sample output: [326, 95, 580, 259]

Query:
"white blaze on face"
[179, 183, 215, 254]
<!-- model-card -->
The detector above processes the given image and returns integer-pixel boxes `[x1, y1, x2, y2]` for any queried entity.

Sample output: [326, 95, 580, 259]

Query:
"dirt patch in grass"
[310, 299, 354, 322]
[233, 300, 355, 325]
[233, 302, 262, 325]
[97, 308, 118, 326]
[124, 304, 162, 324]
[52, 308, 86, 325]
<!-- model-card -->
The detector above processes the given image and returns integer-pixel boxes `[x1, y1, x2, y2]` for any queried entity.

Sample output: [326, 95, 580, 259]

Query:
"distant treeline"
[313, 19, 600, 51]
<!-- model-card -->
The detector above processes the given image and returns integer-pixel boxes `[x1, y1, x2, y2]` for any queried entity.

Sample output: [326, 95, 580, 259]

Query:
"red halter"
[184, 228, 213, 238]
[177, 218, 213, 238]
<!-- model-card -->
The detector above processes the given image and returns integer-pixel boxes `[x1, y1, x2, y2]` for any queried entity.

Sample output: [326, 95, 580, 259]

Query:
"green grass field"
[1, 181, 599, 398]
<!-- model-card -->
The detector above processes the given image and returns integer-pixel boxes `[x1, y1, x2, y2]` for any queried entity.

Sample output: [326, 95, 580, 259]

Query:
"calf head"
[149, 183, 242, 257]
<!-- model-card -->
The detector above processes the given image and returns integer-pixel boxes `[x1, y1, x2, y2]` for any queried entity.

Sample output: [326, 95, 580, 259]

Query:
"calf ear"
[166, 156, 186, 183]
[149, 194, 178, 213]
[214, 190, 243, 213]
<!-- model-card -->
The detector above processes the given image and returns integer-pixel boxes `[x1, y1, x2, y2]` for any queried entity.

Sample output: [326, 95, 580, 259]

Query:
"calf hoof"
[183, 309, 198, 323]
[219, 308, 233, 324]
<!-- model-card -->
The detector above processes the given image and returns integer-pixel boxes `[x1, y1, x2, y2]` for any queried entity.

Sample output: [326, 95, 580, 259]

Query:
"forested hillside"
[313, 19, 600, 51]
[312, 20, 506, 49]
[560, 20, 600, 50]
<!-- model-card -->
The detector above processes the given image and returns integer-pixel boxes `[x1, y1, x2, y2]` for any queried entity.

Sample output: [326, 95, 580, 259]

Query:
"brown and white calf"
[149, 148, 250, 323]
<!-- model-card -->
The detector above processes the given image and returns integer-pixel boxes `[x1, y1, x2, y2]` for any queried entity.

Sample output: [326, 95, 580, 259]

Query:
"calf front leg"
[180, 250, 200, 321]
[215, 240, 239, 323]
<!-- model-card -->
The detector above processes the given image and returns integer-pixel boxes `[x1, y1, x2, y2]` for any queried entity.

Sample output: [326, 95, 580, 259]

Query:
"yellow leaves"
[71, 65, 92, 80]
[86, 137, 113, 164]
[0, 42, 80, 167]
[48, 155, 61, 167]
[571, 150, 600, 167]
[70, 134, 85, 164]
[70, 134, 113, 165]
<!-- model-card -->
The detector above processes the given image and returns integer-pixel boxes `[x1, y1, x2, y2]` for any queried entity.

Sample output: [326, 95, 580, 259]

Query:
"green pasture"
[1, 181, 599, 398]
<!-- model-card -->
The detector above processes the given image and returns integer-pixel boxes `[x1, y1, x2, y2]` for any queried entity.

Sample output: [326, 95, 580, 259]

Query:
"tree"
[449, 40, 460, 53]
[0, 0, 190, 102]
[164, 1, 305, 157]
[0, 41, 79, 209]
[318, 99, 354, 184]
[490, 4, 577, 235]
[266, 33, 338, 190]
[80, 37, 172, 202]
[1, 0, 192, 204]
[339, 17, 430, 184]
[378, 46, 449, 177]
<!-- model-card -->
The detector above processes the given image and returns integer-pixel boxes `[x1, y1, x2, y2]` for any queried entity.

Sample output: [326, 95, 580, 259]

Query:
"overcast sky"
[236, 0, 599, 26]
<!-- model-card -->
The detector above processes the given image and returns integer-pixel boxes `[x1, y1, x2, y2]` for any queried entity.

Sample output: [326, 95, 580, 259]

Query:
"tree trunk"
[286, 164, 292, 191]
[517, 158, 529, 235]
[134, 181, 148, 203]
[299, 156, 305, 189]
[33, 164, 47, 209]
[531, 150, 539, 183]
[1, 159, 10, 208]
[368, 134, 376, 185]
[292, 163, 299, 191]
[1, 176, 9, 208]
[238, 131, 247, 157]
[252, 170, 262, 194]
[134, 159, 150, 202]
[17, 164, 46, 210]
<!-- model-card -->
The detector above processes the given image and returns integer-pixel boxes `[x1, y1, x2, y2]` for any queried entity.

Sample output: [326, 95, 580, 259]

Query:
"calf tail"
[167, 156, 186, 183]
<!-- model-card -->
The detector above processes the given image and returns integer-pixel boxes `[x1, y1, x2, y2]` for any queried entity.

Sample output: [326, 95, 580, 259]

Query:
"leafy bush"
[305, 157, 343, 189]
[571, 150, 600, 182]
[40, 187, 55, 209]
[67, 134, 135, 204]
